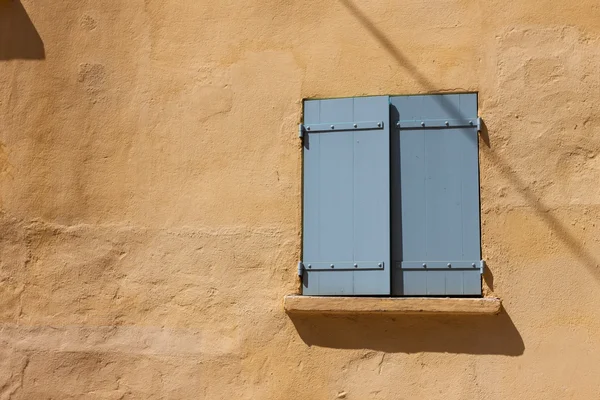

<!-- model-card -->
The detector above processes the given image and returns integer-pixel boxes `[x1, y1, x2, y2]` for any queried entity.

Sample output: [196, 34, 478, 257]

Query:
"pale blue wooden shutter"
[302, 96, 391, 295]
[391, 94, 482, 295]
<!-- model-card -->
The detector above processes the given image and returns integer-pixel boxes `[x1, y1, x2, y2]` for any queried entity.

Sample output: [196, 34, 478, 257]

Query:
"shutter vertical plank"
[424, 128, 463, 261]
[445, 270, 464, 294]
[319, 132, 354, 262]
[403, 270, 427, 296]
[398, 130, 426, 261]
[458, 125, 481, 260]
[463, 270, 482, 295]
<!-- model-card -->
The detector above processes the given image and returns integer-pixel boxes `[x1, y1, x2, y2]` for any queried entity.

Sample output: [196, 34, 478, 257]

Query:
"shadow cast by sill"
[288, 306, 524, 356]
[0, 0, 45, 60]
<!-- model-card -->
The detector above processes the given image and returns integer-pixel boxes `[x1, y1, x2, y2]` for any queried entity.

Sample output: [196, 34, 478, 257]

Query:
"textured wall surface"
[1, 0, 600, 398]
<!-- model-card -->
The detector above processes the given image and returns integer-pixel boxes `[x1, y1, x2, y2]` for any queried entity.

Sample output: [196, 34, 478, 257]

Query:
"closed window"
[300, 93, 482, 296]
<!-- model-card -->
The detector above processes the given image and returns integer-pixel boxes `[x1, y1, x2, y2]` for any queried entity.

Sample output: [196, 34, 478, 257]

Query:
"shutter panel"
[302, 96, 391, 295]
[391, 93, 482, 295]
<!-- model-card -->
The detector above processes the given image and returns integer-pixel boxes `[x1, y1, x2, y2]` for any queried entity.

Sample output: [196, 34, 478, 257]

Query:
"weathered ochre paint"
[1, 0, 600, 398]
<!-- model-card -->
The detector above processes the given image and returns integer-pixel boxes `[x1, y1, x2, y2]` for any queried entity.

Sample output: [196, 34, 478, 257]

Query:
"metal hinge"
[401, 260, 484, 271]
[477, 117, 482, 133]
[395, 118, 479, 129]
[301, 261, 384, 270]
[299, 121, 384, 134]
[479, 259, 485, 274]
[297, 261, 304, 277]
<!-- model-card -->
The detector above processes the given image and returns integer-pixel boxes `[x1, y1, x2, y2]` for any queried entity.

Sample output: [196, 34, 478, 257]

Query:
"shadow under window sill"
[285, 295, 522, 355]
[284, 295, 502, 315]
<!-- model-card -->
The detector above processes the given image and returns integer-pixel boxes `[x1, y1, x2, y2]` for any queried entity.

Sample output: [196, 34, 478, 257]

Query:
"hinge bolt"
[306, 126, 311, 130]
[421, 121, 425, 127]
[330, 264, 334, 268]
[422, 263, 427, 268]
[353, 124, 358, 128]
[447, 263, 452, 268]
[445, 121, 449, 126]
[377, 122, 381, 127]
[330, 125, 334, 129]
[378, 263, 382, 268]
[354, 263, 358, 268]
[469, 121, 473, 125]
[308, 264, 312, 269]
[472, 263, 476, 268]
[396, 122, 401, 128]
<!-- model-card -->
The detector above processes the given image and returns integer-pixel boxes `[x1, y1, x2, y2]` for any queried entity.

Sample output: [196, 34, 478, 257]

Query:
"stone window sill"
[284, 295, 502, 315]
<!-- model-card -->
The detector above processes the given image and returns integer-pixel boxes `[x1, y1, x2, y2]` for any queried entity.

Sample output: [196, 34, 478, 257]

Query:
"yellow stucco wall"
[1, 0, 600, 398]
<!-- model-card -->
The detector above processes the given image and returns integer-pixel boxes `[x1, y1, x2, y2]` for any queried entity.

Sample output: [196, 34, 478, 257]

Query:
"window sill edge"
[284, 295, 501, 315]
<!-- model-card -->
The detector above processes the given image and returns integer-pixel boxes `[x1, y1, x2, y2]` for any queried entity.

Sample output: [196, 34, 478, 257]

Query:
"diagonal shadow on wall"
[337, 0, 600, 286]
[290, 0, 600, 356]
[0, 0, 45, 60]
[289, 307, 523, 355]
[289, 0, 600, 356]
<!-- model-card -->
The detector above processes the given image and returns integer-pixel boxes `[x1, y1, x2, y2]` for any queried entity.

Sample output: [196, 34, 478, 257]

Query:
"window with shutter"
[300, 93, 482, 296]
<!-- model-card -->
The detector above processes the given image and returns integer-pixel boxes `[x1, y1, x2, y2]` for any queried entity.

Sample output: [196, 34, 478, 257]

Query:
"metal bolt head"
[353, 124, 358, 128]
[445, 121, 449, 126]
[354, 263, 358, 268]
[420, 121, 425, 127]
[422, 263, 427, 268]
[330, 125, 334, 129]
[378, 263, 382, 268]
[447, 263, 452, 268]
[308, 264, 312, 269]
[469, 121, 473, 125]
[330, 264, 334, 268]
[472, 263, 476, 268]
[396, 122, 401, 128]
[377, 122, 381, 127]
[306, 126, 311, 130]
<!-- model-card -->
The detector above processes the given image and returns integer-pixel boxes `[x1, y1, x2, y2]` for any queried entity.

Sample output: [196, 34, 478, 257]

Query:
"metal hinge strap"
[400, 260, 485, 273]
[395, 118, 478, 129]
[302, 261, 384, 271]
[300, 120, 384, 133]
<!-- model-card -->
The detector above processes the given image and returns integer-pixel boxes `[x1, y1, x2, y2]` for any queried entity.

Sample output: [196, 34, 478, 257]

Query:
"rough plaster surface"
[1, 0, 600, 398]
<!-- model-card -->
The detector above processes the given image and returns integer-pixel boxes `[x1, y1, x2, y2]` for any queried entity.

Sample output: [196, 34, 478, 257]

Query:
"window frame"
[299, 93, 483, 297]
